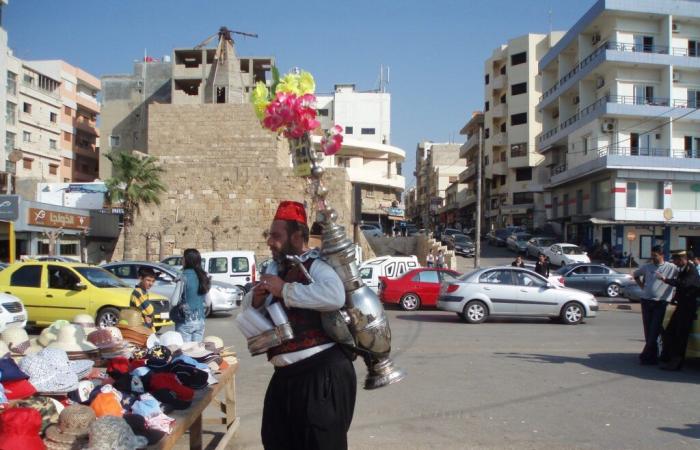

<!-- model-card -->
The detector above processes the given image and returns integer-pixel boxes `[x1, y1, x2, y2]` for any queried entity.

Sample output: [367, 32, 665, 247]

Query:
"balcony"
[459, 191, 476, 208]
[492, 160, 507, 176]
[459, 165, 476, 183]
[76, 91, 100, 112]
[21, 81, 60, 100]
[492, 132, 508, 147]
[345, 167, 405, 191]
[492, 103, 507, 119]
[459, 134, 479, 158]
[539, 41, 700, 109]
[492, 74, 507, 91]
[73, 116, 99, 136]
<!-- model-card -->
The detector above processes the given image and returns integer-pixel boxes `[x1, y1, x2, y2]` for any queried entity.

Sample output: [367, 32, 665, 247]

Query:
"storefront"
[0, 195, 19, 262]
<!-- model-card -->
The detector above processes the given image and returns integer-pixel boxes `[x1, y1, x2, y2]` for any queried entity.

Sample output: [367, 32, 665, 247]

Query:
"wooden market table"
[147, 359, 240, 450]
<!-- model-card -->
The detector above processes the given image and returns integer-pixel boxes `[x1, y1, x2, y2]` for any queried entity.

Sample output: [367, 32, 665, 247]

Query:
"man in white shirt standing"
[247, 201, 356, 450]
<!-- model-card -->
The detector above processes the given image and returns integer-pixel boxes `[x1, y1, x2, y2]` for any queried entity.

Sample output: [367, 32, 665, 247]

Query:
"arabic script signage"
[28, 208, 90, 230]
[0, 195, 19, 221]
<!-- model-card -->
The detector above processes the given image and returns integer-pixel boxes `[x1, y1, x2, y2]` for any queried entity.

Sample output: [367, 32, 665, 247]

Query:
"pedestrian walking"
[437, 250, 445, 268]
[633, 246, 677, 365]
[535, 253, 550, 277]
[244, 201, 356, 449]
[426, 252, 435, 268]
[173, 248, 211, 342]
[130, 267, 157, 332]
[656, 250, 700, 370]
[511, 255, 525, 268]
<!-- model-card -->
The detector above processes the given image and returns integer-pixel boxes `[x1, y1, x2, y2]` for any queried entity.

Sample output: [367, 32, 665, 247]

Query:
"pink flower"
[321, 124, 344, 156]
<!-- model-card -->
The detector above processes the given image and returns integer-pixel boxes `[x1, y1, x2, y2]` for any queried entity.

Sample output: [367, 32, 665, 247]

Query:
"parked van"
[359, 255, 420, 293]
[200, 251, 257, 289]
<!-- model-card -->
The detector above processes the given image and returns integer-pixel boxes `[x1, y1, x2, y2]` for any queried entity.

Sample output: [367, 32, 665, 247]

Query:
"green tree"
[105, 152, 166, 260]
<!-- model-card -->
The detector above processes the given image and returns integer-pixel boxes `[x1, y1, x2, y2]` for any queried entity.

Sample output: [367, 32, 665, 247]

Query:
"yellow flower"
[298, 71, 315, 95]
[276, 73, 301, 95]
[251, 82, 270, 119]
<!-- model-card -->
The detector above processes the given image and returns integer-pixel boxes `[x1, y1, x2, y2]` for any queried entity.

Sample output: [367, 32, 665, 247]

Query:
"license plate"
[159, 312, 169, 319]
[12, 314, 25, 323]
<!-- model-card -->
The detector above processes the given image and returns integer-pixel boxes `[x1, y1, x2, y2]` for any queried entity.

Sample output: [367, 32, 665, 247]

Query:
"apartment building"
[411, 141, 461, 228]
[536, 0, 700, 258]
[315, 83, 405, 228]
[28, 60, 101, 182]
[457, 112, 485, 230]
[482, 32, 565, 231]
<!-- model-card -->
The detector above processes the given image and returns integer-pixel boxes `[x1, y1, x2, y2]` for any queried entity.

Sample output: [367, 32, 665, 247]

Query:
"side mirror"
[73, 282, 87, 291]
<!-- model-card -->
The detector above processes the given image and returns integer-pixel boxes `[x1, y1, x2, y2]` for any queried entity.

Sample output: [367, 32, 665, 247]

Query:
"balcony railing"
[552, 163, 567, 175]
[604, 41, 669, 55]
[21, 81, 60, 99]
[601, 147, 693, 158]
[607, 95, 670, 106]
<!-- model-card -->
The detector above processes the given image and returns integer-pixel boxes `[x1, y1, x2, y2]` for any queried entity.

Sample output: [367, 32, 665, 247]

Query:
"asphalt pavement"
[183, 243, 699, 450]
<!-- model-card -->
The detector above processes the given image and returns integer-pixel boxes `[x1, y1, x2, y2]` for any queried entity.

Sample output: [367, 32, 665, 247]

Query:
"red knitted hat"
[1, 379, 37, 400]
[274, 201, 307, 225]
[0, 407, 46, 450]
[149, 373, 194, 401]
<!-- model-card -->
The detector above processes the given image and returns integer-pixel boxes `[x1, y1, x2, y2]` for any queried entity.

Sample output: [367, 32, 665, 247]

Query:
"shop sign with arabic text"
[28, 208, 90, 230]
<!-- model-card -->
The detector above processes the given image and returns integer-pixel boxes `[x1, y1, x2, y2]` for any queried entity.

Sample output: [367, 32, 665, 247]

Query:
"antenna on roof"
[378, 65, 390, 93]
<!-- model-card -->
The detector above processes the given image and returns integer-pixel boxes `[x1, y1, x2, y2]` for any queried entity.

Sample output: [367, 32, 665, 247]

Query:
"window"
[6, 101, 16, 125]
[593, 180, 611, 210]
[686, 90, 700, 109]
[359, 267, 373, 279]
[63, 131, 72, 141]
[418, 270, 440, 283]
[23, 102, 32, 114]
[515, 167, 532, 181]
[626, 182, 637, 207]
[634, 35, 654, 53]
[485, 74, 490, 85]
[22, 158, 32, 170]
[571, 266, 589, 275]
[208, 257, 228, 274]
[513, 192, 534, 205]
[510, 143, 527, 158]
[109, 265, 135, 279]
[514, 271, 545, 287]
[50, 112, 57, 123]
[59, 244, 78, 256]
[440, 272, 458, 282]
[231, 257, 249, 273]
[510, 112, 527, 126]
[636, 181, 662, 209]
[6, 71, 17, 95]
[484, 101, 490, 112]
[479, 269, 513, 285]
[23, 74, 34, 86]
[511, 82, 527, 96]
[500, 65, 506, 75]
[10, 265, 42, 287]
[689, 40, 699, 57]
[633, 85, 655, 105]
[576, 189, 583, 214]
[64, 105, 72, 115]
[511, 52, 527, 65]
[484, 128, 490, 139]
[500, 94, 506, 104]
[49, 164, 58, 175]
[48, 266, 80, 290]
[552, 197, 558, 217]
[317, 109, 329, 117]
[22, 131, 31, 142]
[5, 132, 15, 152]
[589, 266, 609, 275]
[110, 135, 120, 148]
[563, 193, 569, 216]
[345, 126, 353, 134]
[500, 122, 506, 132]
[49, 139, 57, 150]
[361, 128, 375, 135]
[484, 155, 489, 166]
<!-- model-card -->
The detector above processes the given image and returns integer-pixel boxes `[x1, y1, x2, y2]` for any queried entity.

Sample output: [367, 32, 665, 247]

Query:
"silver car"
[101, 262, 242, 316]
[526, 237, 557, 258]
[506, 233, 532, 253]
[437, 266, 598, 325]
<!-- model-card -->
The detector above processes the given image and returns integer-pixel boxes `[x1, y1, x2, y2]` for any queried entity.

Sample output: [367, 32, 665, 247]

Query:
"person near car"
[437, 250, 445, 268]
[535, 253, 550, 277]
[426, 252, 435, 268]
[511, 255, 525, 268]
[244, 201, 356, 450]
[130, 267, 157, 332]
[633, 246, 677, 365]
[656, 250, 700, 370]
[174, 248, 211, 343]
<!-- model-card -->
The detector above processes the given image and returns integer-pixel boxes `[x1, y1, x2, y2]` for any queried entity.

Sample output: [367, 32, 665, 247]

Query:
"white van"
[359, 255, 420, 293]
[200, 251, 258, 289]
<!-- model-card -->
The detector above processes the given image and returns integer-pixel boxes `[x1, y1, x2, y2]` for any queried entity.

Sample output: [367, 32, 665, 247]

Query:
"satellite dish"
[8, 150, 22, 163]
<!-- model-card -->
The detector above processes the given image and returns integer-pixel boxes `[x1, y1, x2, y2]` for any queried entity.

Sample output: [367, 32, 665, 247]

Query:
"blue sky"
[4, 0, 592, 188]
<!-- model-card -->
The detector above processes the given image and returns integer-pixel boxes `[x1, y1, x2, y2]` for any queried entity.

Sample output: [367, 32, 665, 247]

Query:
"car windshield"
[74, 267, 129, 288]
[562, 246, 584, 255]
[556, 266, 572, 275]
[454, 235, 472, 244]
[539, 239, 556, 246]
[516, 234, 531, 242]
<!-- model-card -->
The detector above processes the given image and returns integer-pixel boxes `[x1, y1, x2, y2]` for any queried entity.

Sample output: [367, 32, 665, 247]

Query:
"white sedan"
[542, 243, 591, 266]
[0, 292, 27, 333]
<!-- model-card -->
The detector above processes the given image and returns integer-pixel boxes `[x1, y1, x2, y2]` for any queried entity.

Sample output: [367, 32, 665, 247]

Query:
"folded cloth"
[122, 413, 165, 446]
[2, 378, 37, 400]
[149, 373, 193, 401]
[0, 356, 29, 381]
[145, 413, 175, 434]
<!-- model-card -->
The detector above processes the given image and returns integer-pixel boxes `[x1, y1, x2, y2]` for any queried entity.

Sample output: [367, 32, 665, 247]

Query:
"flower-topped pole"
[252, 68, 405, 390]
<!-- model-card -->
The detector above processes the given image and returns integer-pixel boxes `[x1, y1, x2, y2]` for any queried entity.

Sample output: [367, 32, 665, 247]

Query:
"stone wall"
[112, 103, 353, 262]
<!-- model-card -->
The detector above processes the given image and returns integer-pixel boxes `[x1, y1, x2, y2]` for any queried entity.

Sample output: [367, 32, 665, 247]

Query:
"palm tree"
[105, 152, 167, 260]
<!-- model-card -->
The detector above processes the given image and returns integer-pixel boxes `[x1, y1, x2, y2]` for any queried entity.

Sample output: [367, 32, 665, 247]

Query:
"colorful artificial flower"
[251, 82, 270, 120]
[321, 125, 344, 156]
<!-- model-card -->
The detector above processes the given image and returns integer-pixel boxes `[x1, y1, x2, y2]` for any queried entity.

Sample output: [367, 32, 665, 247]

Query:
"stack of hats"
[47, 325, 99, 361]
[84, 416, 148, 450]
[43, 404, 95, 449]
[0, 407, 46, 450]
[29, 320, 72, 353]
[1, 327, 32, 356]
[117, 310, 153, 347]
[88, 327, 130, 359]
[0, 356, 36, 400]
[71, 314, 98, 335]
[19, 348, 93, 395]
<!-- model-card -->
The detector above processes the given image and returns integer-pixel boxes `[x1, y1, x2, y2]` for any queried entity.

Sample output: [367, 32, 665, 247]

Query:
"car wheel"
[400, 293, 421, 311]
[560, 302, 584, 325]
[462, 300, 488, 324]
[606, 283, 621, 298]
[96, 307, 121, 327]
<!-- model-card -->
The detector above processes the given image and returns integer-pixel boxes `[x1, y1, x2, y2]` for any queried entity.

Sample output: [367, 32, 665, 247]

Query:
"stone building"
[113, 103, 352, 262]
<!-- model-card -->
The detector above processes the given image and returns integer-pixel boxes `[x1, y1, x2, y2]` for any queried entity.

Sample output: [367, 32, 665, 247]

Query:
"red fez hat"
[274, 201, 307, 225]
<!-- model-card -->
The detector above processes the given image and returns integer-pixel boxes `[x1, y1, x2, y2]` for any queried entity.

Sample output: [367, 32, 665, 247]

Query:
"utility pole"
[475, 127, 483, 269]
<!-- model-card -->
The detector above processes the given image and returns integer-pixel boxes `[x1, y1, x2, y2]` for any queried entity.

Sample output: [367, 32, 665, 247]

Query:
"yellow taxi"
[664, 303, 700, 358]
[0, 262, 172, 328]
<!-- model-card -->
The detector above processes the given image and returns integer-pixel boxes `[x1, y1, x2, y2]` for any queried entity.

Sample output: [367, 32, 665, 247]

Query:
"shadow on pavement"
[497, 352, 700, 384]
[658, 423, 700, 440]
[395, 314, 554, 325]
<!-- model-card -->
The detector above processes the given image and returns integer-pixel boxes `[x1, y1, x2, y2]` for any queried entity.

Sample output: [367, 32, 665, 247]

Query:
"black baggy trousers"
[261, 345, 357, 450]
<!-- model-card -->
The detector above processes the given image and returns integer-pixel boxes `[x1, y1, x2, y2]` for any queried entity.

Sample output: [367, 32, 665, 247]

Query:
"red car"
[379, 268, 461, 311]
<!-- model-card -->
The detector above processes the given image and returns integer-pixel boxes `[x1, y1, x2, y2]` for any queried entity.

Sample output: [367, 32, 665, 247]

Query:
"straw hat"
[203, 335, 224, 352]
[118, 309, 143, 327]
[44, 404, 95, 449]
[117, 325, 152, 347]
[47, 324, 98, 353]
[37, 320, 72, 347]
[85, 416, 148, 450]
[0, 340, 10, 357]
[71, 313, 98, 336]
[1, 327, 31, 355]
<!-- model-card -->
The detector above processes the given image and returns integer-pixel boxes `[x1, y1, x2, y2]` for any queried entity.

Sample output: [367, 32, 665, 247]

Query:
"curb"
[598, 302, 640, 312]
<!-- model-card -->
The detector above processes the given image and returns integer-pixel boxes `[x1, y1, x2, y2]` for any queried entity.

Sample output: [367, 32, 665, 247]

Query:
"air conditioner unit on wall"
[601, 119, 615, 133]
[673, 72, 681, 82]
